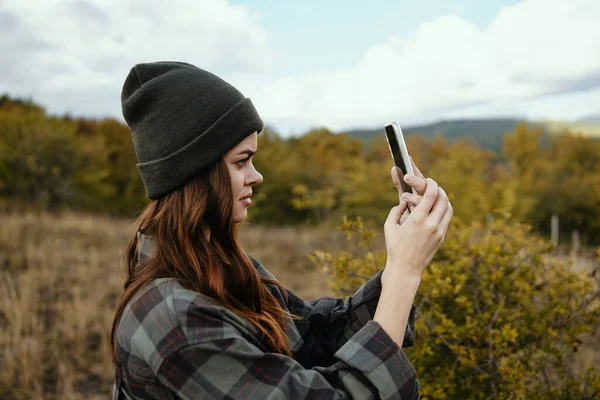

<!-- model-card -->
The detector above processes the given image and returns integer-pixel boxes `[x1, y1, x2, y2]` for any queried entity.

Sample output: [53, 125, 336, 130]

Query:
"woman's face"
[224, 132, 263, 223]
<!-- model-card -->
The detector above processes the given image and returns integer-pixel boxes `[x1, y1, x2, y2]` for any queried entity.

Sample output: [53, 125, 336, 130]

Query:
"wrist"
[375, 271, 420, 347]
[382, 263, 422, 290]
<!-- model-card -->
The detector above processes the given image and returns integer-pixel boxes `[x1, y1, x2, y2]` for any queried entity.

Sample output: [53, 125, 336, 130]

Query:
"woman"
[111, 61, 453, 399]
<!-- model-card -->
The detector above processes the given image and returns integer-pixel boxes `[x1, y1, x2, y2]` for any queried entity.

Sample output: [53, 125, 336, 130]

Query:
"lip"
[240, 195, 252, 206]
[240, 192, 252, 200]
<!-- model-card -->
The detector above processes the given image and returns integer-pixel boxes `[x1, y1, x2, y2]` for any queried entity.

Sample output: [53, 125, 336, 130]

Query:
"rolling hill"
[341, 118, 600, 153]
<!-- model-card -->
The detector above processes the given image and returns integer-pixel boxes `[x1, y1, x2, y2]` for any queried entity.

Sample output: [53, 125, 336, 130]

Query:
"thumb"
[385, 201, 408, 228]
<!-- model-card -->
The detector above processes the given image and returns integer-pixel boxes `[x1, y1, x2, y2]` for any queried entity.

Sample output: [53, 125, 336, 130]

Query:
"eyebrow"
[237, 150, 256, 157]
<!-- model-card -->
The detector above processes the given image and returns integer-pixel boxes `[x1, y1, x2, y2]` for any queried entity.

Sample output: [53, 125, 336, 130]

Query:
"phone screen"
[385, 125, 409, 175]
[385, 124, 413, 194]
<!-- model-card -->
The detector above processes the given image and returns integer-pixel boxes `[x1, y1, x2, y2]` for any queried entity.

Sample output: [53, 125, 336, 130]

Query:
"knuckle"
[442, 200, 450, 212]
[412, 215, 424, 225]
[436, 231, 444, 243]
[427, 180, 439, 196]
[425, 220, 438, 232]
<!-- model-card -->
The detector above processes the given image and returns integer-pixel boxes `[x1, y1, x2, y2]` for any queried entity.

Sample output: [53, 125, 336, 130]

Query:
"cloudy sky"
[1, 0, 599, 135]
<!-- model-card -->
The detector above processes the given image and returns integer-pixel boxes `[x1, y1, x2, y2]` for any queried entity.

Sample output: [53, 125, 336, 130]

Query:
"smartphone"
[384, 121, 415, 197]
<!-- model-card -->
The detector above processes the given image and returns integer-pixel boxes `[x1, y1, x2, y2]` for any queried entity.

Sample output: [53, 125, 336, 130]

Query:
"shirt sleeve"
[284, 270, 416, 367]
[156, 313, 420, 400]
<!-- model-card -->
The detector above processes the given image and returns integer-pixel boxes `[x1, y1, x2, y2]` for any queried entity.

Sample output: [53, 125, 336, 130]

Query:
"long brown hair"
[110, 159, 292, 359]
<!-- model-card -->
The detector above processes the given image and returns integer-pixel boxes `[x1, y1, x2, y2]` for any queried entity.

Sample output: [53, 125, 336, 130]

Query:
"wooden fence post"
[551, 215, 559, 245]
[571, 229, 580, 258]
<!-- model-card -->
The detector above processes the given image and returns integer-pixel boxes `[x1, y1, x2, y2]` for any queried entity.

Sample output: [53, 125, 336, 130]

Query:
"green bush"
[0, 110, 114, 210]
[312, 216, 600, 399]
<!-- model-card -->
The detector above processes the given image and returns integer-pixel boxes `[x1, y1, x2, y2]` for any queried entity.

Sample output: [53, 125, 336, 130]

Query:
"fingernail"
[404, 175, 411, 182]
[401, 193, 409, 200]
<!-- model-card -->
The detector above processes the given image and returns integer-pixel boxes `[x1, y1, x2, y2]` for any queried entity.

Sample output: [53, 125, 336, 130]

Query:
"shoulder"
[245, 253, 290, 302]
[115, 278, 258, 375]
[246, 253, 279, 283]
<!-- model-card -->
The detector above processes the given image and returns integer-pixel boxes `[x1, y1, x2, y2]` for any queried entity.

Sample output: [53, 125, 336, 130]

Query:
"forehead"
[229, 132, 258, 153]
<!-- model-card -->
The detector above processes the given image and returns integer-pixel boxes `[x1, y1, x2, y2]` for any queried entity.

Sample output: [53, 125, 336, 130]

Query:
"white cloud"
[253, 0, 600, 133]
[1, 0, 598, 135]
[439, 87, 600, 121]
[0, 0, 271, 117]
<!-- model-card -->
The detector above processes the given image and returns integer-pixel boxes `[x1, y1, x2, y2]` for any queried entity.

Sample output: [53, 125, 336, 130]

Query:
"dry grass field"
[0, 210, 351, 400]
[0, 210, 598, 399]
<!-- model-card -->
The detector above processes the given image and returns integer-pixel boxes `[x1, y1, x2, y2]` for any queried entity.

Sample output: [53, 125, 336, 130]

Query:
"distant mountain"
[578, 114, 600, 122]
[340, 118, 600, 153]
[341, 118, 525, 153]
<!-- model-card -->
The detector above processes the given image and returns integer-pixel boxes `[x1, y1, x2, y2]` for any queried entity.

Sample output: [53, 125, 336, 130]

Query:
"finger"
[430, 187, 450, 223]
[437, 199, 454, 239]
[399, 207, 410, 224]
[391, 166, 407, 204]
[401, 192, 423, 206]
[410, 156, 426, 180]
[384, 201, 409, 228]
[404, 174, 426, 195]
[412, 178, 439, 221]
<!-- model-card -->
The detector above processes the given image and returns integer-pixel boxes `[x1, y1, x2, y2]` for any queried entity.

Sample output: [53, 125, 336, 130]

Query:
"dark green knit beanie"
[121, 61, 263, 200]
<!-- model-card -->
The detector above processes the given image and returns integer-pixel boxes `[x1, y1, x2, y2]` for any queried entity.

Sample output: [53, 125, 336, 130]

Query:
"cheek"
[233, 171, 246, 191]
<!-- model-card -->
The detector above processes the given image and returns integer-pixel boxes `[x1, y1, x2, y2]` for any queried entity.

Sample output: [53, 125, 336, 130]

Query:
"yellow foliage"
[3, 102, 600, 243]
[312, 216, 600, 399]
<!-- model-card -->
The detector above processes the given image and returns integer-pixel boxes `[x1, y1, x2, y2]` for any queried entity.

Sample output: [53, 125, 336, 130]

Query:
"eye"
[237, 158, 250, 167]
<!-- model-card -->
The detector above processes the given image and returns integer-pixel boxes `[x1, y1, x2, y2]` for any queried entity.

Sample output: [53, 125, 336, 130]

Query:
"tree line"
[1, 95, 600, 243]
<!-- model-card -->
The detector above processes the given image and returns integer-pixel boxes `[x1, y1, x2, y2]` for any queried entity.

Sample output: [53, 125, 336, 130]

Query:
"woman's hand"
[383, 158, 453, 283]
[375, 158, 452, 347]
[390, 158, 428, 223]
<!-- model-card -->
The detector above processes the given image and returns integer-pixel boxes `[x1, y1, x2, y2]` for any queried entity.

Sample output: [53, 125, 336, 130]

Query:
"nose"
[248, 165, 263, 186]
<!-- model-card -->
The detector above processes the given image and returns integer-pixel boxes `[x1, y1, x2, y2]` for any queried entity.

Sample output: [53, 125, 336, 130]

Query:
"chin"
[232, 209, 248, 224]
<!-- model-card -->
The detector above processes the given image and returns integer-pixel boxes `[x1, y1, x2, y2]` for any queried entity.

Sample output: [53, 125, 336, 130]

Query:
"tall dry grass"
[0, 211, 343, 399]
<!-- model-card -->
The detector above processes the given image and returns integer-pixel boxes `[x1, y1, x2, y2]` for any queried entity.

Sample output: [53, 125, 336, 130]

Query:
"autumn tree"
[538, 132, 600, 242]
[2, 93, 600, 243]
[427, 139, 496, 225]
[94, 119, 147, 215]
[502, 122, 551, 224]
[0, 106, 113, 210]
[503, 123, 600, 242]
[249, 127, 311, 224]
[286, 128, 366, 224]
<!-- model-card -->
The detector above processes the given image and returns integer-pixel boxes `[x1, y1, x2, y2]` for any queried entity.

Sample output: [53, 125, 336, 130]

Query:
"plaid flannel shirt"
[112, 233, 419, 399]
